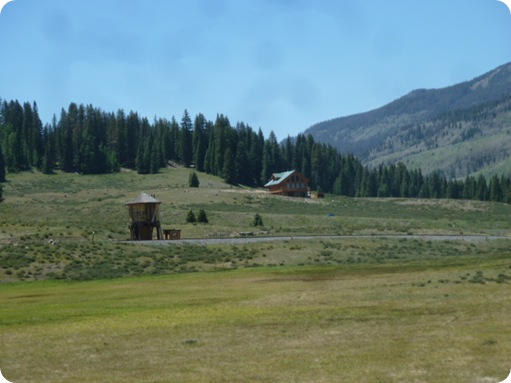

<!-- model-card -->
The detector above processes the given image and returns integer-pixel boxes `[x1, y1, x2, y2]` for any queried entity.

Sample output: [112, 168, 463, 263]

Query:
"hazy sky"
[0, 0, 510, 140]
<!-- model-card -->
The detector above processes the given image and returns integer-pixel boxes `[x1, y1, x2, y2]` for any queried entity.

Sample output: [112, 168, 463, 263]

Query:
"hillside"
[304, 62, 511, 177]
[2, 169, 511, 282]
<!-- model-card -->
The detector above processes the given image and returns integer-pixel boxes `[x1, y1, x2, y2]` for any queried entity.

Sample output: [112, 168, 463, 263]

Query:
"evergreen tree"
[489, 175, 501, 202]
[57, 108, 74, 172]
[179, 110, 193, 167]
[213, 114, 230, 174]
[193, 114, 208, 172]
[197, 209, 209, 223]
[234, 141, 249, 185]
[475, 174, 488, 201]
[261, 140, 273, 184]
[189, 171, 200, 187]
[115, 109, 128, 167]
[222, 147, 236, 184]
[30, 102, 44, 169]
[125, 111, 140, 169]
[251, 213, 264, 227]
[136, 125, 151, 175]
[500, 175, 511, 203]
[462, 176, 475, 200]
[150, 135, 161, 174]
[203, 126, 216, 174]
[0, 139, 5, 181]
[70, 103, 84, 172]
[186, 209, 196, 223]
[168, 117, 180, 162]
[248, 128, 265, 186]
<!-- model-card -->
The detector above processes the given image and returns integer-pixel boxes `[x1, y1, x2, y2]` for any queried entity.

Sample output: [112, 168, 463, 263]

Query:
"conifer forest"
[1, 99, 510, 203]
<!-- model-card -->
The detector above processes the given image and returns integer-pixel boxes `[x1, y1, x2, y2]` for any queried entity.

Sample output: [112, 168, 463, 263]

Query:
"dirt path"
[135, 234, 510, 246]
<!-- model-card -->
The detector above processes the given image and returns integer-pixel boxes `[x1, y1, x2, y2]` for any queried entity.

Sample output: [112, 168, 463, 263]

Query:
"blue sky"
[0, 0, 510, 140]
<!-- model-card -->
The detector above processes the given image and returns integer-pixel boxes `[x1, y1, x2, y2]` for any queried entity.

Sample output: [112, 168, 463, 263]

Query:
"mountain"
[304, 62, 511, 178]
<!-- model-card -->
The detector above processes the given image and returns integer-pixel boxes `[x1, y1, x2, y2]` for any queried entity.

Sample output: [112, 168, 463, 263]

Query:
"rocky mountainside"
[304, 62, 511, 177]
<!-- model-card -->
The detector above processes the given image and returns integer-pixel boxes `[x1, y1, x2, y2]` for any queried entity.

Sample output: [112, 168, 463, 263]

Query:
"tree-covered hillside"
[366, 94, 511, 177]
[305, 62, 511, 177]
[1, 99, 511, 203]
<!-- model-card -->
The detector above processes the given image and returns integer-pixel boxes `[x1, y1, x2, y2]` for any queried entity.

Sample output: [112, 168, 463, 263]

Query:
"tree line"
[0, 99, 510, 203]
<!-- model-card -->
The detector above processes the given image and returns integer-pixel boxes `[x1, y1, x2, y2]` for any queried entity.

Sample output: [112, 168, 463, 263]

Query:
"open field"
[1, 168, 511, 282]
[1, 169, 511, 382]
[2, 262, 511, 383]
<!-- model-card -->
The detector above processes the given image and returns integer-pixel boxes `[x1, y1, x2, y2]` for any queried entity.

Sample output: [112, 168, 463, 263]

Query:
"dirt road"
[135, 234, 510, 246]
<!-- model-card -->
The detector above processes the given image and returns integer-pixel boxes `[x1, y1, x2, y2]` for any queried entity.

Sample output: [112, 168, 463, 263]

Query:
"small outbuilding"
[163, 229, 181, 240]
[126, 192, 163, 240]
[264, 170, 310, 198]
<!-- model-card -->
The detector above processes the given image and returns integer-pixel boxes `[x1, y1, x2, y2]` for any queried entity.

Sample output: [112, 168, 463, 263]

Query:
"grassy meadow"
[1, 168, 511, 382]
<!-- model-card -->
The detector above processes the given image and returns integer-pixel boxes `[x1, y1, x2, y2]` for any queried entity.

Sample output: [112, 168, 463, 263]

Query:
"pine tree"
[0, 140, 5, 181]
[136, 135, 149, 174]
[189, 171, 200, 187]
[30, 102, 43, 169]
[197, 209, 208, 223]
[222, 147, 236, 184]
[475, 174, 488, 201]
[186, 209, 196, 223]
[125, 111, 140, 169]
[251, 213, 264, 227]
[41, 125, 55, 174]
[168, 117, 180, 162]
[261, 141, 273, 184]
[213, 114, 230, 174]
[150, 136, 161, 174]
[234, 141, 249, 185]
[193, 114, 208, 172]
[179, 110, 193, 167]
[57, 108, 74, 172]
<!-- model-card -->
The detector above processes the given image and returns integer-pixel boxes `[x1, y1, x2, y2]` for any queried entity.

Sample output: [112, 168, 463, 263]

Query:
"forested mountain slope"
[304, 62, 511, 177]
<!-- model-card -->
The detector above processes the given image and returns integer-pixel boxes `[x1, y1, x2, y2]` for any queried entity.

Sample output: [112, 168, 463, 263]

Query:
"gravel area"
[129, 234, 510, 246]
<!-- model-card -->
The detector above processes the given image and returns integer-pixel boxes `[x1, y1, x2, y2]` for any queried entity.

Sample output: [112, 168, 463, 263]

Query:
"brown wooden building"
[264, 170, 310, 197]
[126, 193, 163, 240]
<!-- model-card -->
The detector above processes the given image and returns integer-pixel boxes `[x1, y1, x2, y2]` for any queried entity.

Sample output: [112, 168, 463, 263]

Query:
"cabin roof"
[126, 192, 161, 205]
[264, 170, 299, 187]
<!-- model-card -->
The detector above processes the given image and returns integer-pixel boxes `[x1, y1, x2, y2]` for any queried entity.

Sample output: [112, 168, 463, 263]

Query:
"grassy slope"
[1, 169, 511, 382]
[1, 169, 511, 281]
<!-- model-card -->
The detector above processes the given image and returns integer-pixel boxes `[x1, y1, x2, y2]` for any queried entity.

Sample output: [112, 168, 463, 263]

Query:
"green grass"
[1, 169, 511, 282]
[1, 169, 511, 382]
[2, 261, 511, 382]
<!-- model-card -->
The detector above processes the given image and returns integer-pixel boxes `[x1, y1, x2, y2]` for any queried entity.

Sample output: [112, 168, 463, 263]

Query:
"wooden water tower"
[126, 192, 163, 240]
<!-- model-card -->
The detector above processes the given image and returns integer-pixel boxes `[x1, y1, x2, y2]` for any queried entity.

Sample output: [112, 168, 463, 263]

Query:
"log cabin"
[264, 170, 310, 198]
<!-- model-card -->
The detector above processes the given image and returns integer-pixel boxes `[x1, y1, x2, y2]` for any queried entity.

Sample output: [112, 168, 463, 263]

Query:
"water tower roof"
[126, 192, 161, 205]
